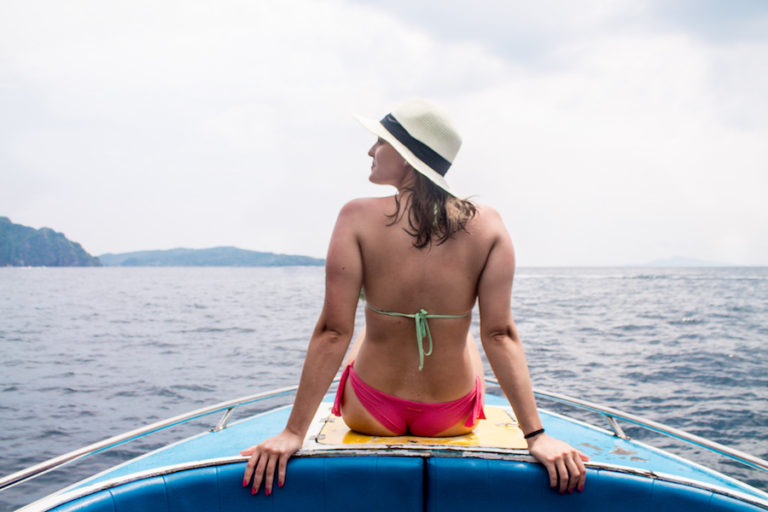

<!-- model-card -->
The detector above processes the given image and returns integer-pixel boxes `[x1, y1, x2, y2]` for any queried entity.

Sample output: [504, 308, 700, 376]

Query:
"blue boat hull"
[11, 393, 767, 511]
[43, 456, 766, 512]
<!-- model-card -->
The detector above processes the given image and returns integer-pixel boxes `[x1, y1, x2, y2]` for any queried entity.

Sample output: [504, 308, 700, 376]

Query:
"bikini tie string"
[413, 309, 433, 371]
[364, 302, 471, 371]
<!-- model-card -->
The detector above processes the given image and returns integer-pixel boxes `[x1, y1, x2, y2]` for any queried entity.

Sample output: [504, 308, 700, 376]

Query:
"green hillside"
[0, 217, 102, 267]
[98, 247, 324, 267]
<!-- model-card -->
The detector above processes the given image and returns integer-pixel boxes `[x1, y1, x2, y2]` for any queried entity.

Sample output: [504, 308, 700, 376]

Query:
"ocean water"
[0, 266, 766, 510]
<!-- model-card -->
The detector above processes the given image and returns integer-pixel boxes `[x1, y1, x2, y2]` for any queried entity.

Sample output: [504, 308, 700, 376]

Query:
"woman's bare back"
[350, 195, 498, 402]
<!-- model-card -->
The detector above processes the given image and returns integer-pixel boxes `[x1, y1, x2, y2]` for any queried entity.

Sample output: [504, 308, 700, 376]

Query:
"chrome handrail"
[0, 384, 304, 492]
[534, 388, 768, 472]
[486, 378, 768, 473]
[3, 378, 767, 494]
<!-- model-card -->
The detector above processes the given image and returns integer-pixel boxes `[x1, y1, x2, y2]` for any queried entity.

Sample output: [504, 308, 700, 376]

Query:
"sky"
[1, 0, 767, 266]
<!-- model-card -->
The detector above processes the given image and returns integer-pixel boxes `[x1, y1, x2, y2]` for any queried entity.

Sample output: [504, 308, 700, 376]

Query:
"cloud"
[0, 0, 507, 255]
[350, 0, 646, 65]
[443, 26, 767, 265]
[648, 0, 768, 43]
[1, 0, 766, 264]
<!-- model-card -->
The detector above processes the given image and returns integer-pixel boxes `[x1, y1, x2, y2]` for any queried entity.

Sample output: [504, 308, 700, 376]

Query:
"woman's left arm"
[477, 208, 588, 494]
[241, 200, 365, 495]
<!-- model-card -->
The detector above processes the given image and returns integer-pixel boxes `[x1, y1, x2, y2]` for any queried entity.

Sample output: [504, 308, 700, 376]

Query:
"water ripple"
[0, 265, 765, 508]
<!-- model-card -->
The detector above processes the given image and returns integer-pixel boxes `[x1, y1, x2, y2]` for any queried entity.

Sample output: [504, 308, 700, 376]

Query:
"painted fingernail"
[265, 488, 271, 496]
[579, 485, 584, 492]
[278, 481, 284, 488]
[242, 479, 248, 487]
[569, 489, 573, 494]
[251, 488, 256, 495]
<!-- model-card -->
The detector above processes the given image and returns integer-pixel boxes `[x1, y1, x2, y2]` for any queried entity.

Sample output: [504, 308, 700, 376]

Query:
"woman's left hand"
[526, 433, 589, 493]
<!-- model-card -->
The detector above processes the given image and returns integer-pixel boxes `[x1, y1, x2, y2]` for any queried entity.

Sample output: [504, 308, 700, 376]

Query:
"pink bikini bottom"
[331, 363, 485, 436]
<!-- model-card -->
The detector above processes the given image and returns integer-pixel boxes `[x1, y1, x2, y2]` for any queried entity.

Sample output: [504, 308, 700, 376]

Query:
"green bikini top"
[365, 302, 471, 370]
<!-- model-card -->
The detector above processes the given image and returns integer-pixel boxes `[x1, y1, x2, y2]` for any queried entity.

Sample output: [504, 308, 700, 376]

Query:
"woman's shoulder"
[472, 202, 500, 218]
[468, 203, 506, 230]
[338, 196, 394, 216]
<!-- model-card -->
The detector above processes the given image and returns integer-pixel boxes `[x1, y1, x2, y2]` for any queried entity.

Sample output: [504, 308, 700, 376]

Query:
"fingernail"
[278, 481, 284, 488]
[265, 488, 271, 496]
[569, 489, 573, 494]
[251, 488, 256, 495]
[242, 479, 248, 488]
[579, 485, 584, 492]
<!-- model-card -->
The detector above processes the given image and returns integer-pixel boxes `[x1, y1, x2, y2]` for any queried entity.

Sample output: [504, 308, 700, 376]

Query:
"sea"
[1, 266, 766, 510]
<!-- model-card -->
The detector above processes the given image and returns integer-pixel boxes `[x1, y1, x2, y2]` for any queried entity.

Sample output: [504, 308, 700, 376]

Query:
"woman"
[241, 99, 587, 496]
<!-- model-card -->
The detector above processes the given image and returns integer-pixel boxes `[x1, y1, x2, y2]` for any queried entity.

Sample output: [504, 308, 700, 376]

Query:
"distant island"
[1, 217, 324, 268]
[98, 247, 325, 267]
[642, 256, 732, 267]
[0, 217, 101, 267]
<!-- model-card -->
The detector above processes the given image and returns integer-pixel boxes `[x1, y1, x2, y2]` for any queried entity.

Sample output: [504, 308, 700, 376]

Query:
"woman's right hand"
[241, 430, 303, 495]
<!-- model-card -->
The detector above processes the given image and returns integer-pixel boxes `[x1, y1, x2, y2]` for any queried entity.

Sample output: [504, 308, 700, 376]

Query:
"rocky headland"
[0, 217, 102, 267]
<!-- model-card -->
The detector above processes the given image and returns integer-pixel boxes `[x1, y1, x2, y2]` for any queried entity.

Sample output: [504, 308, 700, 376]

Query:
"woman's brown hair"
[387, 170, 477, 249]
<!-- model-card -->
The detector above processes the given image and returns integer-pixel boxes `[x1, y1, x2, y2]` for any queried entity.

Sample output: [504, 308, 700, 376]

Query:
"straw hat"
[354, 99, 461, 196]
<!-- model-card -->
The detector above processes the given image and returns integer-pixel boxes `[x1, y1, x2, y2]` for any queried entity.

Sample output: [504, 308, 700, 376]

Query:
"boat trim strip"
[16, 454, 768, 512]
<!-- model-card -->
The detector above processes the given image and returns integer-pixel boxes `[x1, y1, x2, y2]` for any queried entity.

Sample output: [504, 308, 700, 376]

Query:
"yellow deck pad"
[316, 406, 527, 449]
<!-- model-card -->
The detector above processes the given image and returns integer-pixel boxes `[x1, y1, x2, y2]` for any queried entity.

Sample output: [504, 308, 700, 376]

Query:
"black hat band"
[380, 113, 452, 176]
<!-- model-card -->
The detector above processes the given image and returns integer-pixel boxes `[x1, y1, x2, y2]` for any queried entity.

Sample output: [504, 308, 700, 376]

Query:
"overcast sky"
[2, 0, 767, 266]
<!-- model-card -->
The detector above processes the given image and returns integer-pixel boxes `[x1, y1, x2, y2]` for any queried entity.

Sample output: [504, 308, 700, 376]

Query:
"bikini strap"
[366, 303, 470, 370]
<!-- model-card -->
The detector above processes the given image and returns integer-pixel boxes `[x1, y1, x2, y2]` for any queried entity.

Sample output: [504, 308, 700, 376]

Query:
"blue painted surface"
[53, 458, 424, 512]
[494, 395, 764, 498]
[51, 458, 766, 512]
[71, 405, 293, 489]
[61, 393, 766, 504]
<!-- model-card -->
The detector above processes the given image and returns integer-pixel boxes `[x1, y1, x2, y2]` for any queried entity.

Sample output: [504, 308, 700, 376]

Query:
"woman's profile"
[241, 98, 587, 495]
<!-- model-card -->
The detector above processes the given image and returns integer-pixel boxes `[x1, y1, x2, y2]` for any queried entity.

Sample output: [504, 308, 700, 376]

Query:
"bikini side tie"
[366, 304, 470, 370]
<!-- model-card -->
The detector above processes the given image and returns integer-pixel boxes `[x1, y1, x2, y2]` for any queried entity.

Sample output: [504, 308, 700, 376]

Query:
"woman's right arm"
[476, 207, 587, 494]
[241, 200, 365, 496]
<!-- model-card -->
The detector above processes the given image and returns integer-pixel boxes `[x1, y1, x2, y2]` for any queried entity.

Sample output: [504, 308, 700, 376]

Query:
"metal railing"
[482, 378, 768, 473]
[0, 384, 302, 492]
[2, 379, 766, 494]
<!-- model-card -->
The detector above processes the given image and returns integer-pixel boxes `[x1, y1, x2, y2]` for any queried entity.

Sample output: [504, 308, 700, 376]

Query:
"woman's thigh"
[339, 377, 399, 436]
[435, 332, 485, 436]
[433, 415, 479, 437]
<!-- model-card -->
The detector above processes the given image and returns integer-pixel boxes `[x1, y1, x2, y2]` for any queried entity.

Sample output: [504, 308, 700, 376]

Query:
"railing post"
[605, 415, 629, 439]
[211, 407, 236, 432]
